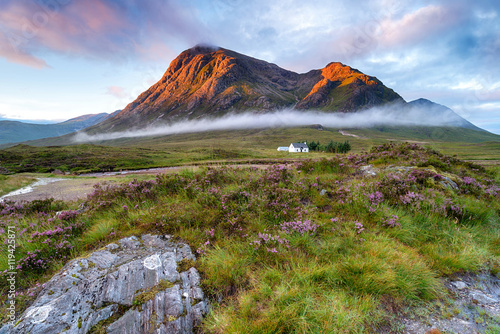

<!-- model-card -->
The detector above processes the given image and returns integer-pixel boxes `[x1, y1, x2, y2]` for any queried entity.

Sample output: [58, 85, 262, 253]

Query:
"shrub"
[280, 220, 318, 236]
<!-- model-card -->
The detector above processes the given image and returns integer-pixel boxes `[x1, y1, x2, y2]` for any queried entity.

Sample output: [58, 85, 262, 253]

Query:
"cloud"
[309, 4, 467, 67]
[0, 0, 126, 66]
[0, 0, 498, 133]
[106, 86, 127, 99]
[0, 0, 495, 75]
[72, 106, 471, 143]
[0, 35, 48, 68]
[0, 0, 207, 67]
[219, 1, 469, 73]
[377, 5, 462, 48]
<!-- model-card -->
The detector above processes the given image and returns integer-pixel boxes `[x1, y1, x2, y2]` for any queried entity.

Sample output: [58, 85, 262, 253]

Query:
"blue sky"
[0, 0, 499, 134]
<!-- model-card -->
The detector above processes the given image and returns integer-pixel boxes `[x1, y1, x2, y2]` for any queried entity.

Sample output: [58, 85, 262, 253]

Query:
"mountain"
[11, 46, 484, 145]
[59, 110, 120, 128]
[407, 98, 484, 131]
[0, 112, 118, 145]
[87, 45, 403, 133]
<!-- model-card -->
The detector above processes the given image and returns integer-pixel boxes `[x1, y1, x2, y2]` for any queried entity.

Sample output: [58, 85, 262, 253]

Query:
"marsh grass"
[0, 142, 499, 332]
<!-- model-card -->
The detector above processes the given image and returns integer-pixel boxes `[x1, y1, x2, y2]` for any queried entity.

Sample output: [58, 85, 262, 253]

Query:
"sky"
[0, 0, 499, 134]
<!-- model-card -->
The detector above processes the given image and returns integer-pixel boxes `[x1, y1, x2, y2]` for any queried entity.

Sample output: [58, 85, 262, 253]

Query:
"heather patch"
[0, 143, 498, 332]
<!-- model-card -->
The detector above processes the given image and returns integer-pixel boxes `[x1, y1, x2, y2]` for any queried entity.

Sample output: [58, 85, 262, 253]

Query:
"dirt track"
[3, 178, 108, 203]
[1, 167, 188, 203]
[1, 165, 268, 203]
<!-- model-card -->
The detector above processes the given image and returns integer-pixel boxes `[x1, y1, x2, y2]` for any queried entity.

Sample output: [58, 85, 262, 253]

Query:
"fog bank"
[72, 107, 463, 143]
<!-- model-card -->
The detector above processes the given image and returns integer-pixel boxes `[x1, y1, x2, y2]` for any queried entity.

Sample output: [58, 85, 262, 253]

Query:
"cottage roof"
[291, 143, 308, 148]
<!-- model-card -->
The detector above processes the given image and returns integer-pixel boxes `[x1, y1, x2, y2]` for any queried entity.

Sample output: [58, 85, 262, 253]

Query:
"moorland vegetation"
[0, 142, 499, 332]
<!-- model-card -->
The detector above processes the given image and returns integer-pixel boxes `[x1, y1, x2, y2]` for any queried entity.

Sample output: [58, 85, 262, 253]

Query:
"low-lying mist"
[72, 106, 464, 143]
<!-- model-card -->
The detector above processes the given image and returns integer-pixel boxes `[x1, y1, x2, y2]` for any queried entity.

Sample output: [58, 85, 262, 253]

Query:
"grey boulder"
[1, 235, 208, 334]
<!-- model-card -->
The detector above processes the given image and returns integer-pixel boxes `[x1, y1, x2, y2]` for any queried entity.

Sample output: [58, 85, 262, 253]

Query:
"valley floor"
[0, 142, 499, 333]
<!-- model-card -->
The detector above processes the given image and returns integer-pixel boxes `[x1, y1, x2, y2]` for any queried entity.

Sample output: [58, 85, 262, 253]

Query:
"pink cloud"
[0, 33, 48, 68]
[378, 5, 462, 47]
[69, 0, 124, 32]
[106, 86, 127, 99]
[0, 0, 204, 67]
[0, 0, 129, 66]
[283, 3, 467, 68]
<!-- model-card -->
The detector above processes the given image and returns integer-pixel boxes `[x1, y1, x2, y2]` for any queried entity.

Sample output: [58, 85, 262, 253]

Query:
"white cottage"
[289, 143, 309, 153]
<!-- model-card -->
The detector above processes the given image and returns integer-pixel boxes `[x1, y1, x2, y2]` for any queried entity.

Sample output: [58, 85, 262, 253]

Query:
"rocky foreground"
[403, 272, 500, 333]
[1, 235, 208, 334]
[4, 233, 499, 333]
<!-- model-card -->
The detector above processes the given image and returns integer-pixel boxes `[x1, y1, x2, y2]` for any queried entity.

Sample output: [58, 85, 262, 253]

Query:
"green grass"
[0, 142, 499, 332]
[350, 127, 500, 161]
[1, 126, 499, 174]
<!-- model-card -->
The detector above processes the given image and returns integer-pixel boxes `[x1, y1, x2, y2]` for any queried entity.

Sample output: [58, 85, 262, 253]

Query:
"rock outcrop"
[1, 235, 208, 334]
[360, 165, 459, 191]
[403, 272, 500, 334]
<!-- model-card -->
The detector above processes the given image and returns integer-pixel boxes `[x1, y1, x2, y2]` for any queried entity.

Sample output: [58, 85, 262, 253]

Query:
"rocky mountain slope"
[0, 111, 119, 145]
[87, 45, 403, 133]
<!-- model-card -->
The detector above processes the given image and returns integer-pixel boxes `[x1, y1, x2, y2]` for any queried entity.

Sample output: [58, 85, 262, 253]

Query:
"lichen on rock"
[0, 235, 209, 334]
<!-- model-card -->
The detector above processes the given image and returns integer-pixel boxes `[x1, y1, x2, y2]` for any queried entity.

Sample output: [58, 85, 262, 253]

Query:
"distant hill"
[407, 98, 484, 131]
[0, 111, 119, 145]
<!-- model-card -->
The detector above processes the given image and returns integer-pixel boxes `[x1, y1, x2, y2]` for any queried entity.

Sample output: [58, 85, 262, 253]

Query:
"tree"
[344, 140, 351, 153]
[326, 140, 335, 153]
[309, 141, 317, 151]
[337, 140, 351, 153]
[307, 139, 351, 153]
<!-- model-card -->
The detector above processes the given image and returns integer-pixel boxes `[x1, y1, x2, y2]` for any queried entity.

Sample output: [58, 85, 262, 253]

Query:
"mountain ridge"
[3, 46, 488, 145]
[86, 45, 404, 133]
[0, 111, 119, 145]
